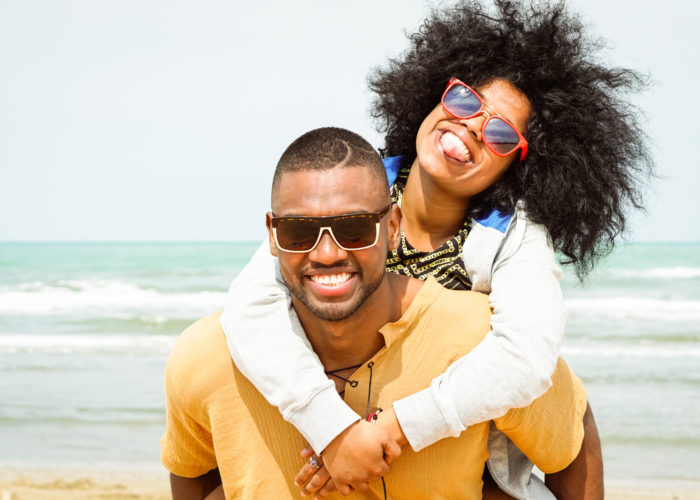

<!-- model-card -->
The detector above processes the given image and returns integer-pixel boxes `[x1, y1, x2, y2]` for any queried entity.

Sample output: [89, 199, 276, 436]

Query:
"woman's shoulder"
[470, 202, 551, 245]
[464, 202, 555, 290]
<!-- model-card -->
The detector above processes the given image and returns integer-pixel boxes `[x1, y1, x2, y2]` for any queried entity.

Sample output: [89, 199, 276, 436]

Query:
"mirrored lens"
[275, 220, 320, 251]
[443, 84, 482, 118]
[332, 215, 377, 249]
[484, 117, 520, 155]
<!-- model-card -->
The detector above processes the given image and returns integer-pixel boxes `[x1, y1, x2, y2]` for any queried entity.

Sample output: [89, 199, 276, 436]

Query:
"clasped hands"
[294, 408, 406, 498]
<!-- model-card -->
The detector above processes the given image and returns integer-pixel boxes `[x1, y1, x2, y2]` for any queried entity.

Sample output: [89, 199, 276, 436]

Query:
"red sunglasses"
[441, 78, 528, 161]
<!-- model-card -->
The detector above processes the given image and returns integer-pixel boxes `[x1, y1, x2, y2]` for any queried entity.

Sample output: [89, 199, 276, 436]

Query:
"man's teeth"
[440, 131, 472, 163]
[310, 273, 352, 286]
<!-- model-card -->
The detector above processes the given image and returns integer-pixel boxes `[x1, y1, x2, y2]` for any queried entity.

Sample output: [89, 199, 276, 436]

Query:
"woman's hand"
[294, 420, 401, 496]
[373, 407, 408, 447]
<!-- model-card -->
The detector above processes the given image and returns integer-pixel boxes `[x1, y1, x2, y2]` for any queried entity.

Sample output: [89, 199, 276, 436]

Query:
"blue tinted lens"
[443, 85, 482, 117]
[484, 117, 520, 154]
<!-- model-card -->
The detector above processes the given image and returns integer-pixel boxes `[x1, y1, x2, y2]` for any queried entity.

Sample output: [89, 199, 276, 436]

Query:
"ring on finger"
[309, 456, 322, 469]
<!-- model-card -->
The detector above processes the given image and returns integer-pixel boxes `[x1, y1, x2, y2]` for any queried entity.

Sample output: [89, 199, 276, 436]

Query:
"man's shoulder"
[172, 311, 226, 359]
[432, 287, 492, 336]
[420, 278, 490, 318]
[407, 278, 492, 341]
[166, 312, 232, 402]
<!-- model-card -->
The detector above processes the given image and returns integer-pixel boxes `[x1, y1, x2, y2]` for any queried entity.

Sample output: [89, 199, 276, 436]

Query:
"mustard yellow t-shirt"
[161, 277, 586, 499]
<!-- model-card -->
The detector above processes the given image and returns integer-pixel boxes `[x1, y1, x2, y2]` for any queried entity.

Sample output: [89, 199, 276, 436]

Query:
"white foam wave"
[0, 334, 175, 354]
[562, 344, 700, 358]
[565, 297, 700, 321]
[607, 267, 700, 279]
[0, 280, 226, 316]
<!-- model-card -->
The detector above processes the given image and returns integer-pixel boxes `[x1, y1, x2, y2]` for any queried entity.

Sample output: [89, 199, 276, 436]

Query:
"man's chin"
[304, 300, 361, 322]
[290, 271, 384, 323]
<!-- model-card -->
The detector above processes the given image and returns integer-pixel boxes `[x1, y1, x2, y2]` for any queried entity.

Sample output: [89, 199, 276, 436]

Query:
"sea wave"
[0, 333, 175, 354]
[562, 344, 700, 358]
[565, 297, 700, 321]
[605, 267, 700, 280]
[0, 280, 226, 316]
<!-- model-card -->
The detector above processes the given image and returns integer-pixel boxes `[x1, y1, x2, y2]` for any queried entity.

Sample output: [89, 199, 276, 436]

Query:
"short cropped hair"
[271, 127, 389, 206]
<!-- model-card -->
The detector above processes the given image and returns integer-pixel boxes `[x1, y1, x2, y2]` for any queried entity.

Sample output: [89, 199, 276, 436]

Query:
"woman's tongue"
[440, 132, 471, 163]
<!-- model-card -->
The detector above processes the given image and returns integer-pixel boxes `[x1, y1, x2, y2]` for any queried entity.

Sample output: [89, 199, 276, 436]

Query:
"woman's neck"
[400, 158, 470, 252]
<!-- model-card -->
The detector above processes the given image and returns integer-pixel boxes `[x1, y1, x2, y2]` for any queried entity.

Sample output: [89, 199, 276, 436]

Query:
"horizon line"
[1, 239, 699, 245]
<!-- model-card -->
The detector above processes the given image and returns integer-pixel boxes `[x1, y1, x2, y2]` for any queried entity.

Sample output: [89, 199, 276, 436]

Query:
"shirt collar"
[378, 277, 444, 348]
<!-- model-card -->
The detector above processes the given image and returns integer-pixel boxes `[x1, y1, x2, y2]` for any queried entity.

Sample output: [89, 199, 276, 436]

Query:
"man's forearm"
[170, 469, 222, 500]
[545, 402, 604, 499]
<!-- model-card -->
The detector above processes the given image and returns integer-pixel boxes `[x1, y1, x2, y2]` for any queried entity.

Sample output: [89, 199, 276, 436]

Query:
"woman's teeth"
[309, 273, 352, 286]
[440, 132, 472, 163]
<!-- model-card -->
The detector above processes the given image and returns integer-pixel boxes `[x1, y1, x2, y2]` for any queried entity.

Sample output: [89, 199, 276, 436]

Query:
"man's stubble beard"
[287, 269, 386, 322]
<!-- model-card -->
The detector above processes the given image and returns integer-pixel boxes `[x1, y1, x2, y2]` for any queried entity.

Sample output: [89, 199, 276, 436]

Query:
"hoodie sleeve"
[392, 212, 565, 451]
[220, 242, 360, 453]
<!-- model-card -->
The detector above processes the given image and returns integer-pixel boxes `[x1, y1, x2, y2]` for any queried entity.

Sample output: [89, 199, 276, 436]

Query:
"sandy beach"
[0, 469, 170, 500]
[2, 469, 700, 500]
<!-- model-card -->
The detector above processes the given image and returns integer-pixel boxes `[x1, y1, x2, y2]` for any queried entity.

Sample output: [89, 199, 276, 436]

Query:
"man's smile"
[305, 271, 358, 298]
[309, 272, 354, 286]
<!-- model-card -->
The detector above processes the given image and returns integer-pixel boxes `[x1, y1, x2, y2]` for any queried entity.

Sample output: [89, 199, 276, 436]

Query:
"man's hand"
[317, 420, 401, 495]
[294, 454, 337, 499]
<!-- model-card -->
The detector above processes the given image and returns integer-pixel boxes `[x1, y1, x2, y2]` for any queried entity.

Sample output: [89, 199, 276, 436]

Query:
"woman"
[221, 0, 651, 498]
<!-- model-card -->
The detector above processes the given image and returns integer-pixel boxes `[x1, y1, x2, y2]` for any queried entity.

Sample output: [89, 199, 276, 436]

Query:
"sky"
[1, 0, 698, 242]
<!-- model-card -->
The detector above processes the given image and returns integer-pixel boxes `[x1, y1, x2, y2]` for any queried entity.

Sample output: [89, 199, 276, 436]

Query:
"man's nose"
[309, 229, 347, 265]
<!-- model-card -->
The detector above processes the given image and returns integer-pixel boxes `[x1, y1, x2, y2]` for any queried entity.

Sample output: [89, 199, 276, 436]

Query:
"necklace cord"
[324, 363, 362, 387]
[325, 360, 387, 500]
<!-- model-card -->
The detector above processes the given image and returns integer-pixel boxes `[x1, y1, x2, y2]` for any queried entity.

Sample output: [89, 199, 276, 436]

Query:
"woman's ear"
[387, 203, 402, 251]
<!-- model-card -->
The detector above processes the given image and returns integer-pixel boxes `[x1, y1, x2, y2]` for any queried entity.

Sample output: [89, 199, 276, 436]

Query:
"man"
[161, 127, 593, 499]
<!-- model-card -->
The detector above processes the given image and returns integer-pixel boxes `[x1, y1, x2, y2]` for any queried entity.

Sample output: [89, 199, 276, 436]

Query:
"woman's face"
[414, 78, 531, 200]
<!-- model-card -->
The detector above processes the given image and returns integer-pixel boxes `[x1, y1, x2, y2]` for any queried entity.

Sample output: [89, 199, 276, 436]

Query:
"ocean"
[1, 241, 698, 484]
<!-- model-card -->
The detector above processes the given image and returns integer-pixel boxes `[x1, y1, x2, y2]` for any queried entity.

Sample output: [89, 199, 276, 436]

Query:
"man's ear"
[265, 212, 279, 257]
[387, 203, 402, 251]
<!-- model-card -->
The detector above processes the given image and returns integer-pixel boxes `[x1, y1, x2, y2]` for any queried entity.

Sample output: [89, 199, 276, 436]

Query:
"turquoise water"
[0, 241, 698, 481]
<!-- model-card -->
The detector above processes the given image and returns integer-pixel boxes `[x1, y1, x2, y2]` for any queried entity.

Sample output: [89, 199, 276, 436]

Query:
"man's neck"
[401, 157, 470, 252]
[294, 273, 420, 372]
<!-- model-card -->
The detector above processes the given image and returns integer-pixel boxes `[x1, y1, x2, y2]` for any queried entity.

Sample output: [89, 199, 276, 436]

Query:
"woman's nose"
[460, 110, 490, 142]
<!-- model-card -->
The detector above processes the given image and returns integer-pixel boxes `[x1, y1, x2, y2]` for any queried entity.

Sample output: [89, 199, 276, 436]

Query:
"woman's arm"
[220, 242, 360, 454]
[391, 213, 566, 450]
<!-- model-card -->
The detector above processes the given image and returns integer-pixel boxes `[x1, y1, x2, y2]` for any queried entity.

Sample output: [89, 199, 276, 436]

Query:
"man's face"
[267, 165, 399, 322]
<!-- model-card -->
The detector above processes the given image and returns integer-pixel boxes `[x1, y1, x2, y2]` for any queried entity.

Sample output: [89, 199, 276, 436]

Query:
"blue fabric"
[475, 208, 512, 233]
[383, 156, 403, 187]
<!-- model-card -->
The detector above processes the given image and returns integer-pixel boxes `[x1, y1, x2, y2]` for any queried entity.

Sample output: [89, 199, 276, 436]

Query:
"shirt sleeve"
[493, 358, 587, 473]
[393, 214, 566, 450]
[220, 242, 360, 453]
[161, 354, 218, 478]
